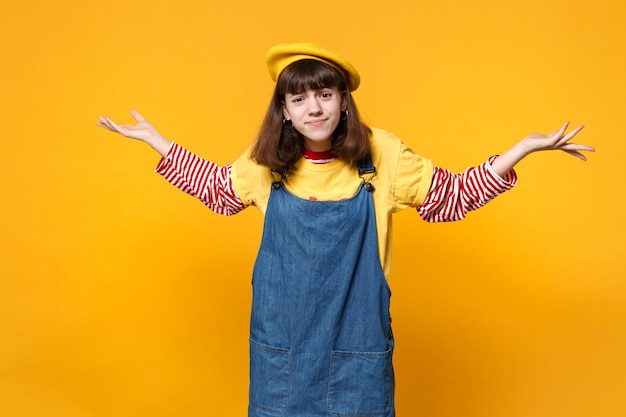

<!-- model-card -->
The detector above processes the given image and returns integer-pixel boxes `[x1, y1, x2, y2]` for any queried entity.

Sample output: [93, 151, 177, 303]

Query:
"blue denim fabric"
[248, 162, 395, 417]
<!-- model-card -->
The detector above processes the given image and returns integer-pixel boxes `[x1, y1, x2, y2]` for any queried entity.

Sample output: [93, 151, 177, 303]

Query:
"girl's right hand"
[97, 109, 161, 142]
[97, 109, 172, 157]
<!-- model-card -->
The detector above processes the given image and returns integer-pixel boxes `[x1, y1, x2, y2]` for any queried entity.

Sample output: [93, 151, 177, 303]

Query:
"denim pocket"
[327, 347, 393, 417]
[249, 338, 292, 414]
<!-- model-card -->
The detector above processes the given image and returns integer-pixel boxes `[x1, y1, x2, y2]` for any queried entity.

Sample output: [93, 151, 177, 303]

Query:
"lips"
[307, 119, 327, 127]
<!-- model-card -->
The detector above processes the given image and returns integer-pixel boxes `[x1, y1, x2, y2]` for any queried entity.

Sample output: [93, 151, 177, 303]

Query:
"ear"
[341, 91, 348, 112]
[282, 105, 290, 121]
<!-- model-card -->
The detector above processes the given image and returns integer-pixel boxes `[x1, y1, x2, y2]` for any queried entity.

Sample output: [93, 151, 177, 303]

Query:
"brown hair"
[251, 59, 371, 170]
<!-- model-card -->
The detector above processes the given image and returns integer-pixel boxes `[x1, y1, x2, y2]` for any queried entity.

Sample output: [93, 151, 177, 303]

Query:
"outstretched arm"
[97, 109, 172, 157]
[97, 109, 246, 215]
[418, 122, 594, 223]
[491, 122, 594, 177]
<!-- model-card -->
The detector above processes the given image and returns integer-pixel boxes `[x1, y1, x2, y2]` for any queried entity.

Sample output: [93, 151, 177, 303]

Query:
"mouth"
[306, 119, 327, 127]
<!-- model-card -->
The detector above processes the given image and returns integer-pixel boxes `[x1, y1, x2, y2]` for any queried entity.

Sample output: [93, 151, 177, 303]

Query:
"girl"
[98, 43, 593, 417]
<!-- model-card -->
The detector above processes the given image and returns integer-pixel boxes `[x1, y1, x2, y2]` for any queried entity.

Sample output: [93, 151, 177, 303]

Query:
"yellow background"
[1, 0, 624, 416]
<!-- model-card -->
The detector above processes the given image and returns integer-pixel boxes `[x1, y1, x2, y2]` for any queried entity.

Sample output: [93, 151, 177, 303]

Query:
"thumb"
[130, 109, 146, 123]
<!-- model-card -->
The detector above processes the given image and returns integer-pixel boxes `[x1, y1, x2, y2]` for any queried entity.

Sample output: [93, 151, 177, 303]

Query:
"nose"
[307, 97, 322, 115]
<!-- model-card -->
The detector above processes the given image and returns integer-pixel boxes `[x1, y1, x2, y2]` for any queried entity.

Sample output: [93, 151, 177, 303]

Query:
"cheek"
[330, 105, 343, 120]
[284, 104, 303, 120]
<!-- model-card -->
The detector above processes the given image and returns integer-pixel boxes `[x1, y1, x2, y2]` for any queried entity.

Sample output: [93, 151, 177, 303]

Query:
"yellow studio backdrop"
[1, 0, 624, 416]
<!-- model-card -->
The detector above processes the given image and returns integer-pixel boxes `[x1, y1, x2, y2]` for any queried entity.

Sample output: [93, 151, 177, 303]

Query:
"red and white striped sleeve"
[417, 156, 517, 222]
[155, 143, 247, 216]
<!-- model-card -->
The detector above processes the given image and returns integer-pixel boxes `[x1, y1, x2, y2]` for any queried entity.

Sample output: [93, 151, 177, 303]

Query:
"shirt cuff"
[486, 155, 518, 188]
[155, 141, 177, 174]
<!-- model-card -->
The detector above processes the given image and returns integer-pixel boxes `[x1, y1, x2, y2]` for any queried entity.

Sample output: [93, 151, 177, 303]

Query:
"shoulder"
[369, 127, 404, 150]
[368, 127, 414, 166]
[368, 127, 435, 208]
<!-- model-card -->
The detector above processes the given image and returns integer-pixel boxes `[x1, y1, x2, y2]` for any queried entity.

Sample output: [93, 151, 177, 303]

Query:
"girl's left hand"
[521, 122, 595, 161]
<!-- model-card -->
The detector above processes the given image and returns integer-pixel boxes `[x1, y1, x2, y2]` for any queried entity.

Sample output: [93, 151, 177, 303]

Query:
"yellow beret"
[266, 43, 360, 91]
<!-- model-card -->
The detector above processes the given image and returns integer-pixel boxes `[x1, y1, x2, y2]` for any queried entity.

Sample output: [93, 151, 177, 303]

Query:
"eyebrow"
[287, 87, 335, 95]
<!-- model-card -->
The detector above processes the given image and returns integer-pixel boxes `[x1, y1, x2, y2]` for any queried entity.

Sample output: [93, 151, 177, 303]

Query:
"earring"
[341, 109, 348, 121]
[283, 118, 293, 128]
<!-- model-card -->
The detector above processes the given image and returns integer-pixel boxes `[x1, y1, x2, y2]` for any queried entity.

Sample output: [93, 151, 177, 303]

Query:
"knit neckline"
[303, 148, 337, 163]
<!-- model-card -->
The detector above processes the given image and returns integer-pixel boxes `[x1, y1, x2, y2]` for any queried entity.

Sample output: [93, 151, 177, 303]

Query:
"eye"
[320, 91, 333, 99]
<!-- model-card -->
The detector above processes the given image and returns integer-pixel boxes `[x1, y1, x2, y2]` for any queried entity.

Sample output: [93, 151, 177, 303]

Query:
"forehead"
[280, 60, 345, 94]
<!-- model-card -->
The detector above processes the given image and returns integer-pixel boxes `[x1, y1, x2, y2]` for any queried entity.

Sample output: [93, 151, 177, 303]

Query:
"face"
[283, 87, 345, 152]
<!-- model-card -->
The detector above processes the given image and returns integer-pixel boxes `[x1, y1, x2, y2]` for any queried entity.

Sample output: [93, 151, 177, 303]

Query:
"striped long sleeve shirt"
[156, 143, 517, 222]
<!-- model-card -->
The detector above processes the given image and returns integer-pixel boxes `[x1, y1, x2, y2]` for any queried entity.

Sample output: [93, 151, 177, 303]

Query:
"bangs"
[278, 59, 346, 95]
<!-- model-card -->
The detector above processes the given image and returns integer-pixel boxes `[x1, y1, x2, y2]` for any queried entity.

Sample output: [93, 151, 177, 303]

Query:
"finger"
[544, 121, 571, 146]
[555, 121, 570, 139]
[561, 149, 588, 161]
[561, 142, 595, 160]
[97, 116, 115, 131]
[561, 143, 595, 152]
[103, 117, 125, 134]
[130, 109, 145, 122]
[557, 124, 585, 146]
